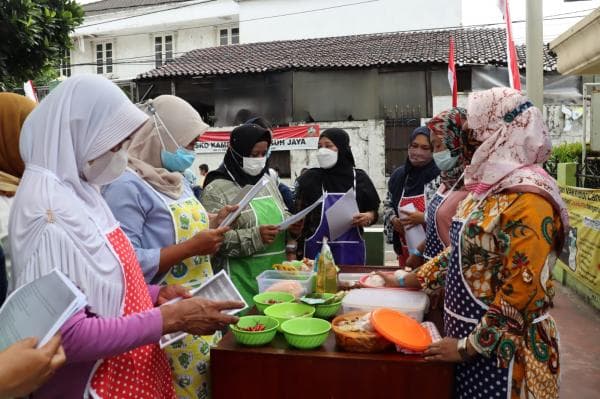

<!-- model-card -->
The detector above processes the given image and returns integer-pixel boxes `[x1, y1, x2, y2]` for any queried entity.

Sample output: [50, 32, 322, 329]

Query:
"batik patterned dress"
[417, 192, 561, 399]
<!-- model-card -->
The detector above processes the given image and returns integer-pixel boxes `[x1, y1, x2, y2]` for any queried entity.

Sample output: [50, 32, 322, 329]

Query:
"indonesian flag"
[498, 0, 521, 90]
[23, 80, 38, 103]
[448, 36, 457, 107]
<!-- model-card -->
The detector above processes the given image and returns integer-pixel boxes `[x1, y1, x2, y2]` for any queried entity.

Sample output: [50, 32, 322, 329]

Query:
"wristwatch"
[457, 337, 472, 362]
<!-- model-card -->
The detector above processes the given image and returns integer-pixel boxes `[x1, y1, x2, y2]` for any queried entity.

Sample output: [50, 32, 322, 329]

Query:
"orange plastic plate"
[370, 308, 432, 352]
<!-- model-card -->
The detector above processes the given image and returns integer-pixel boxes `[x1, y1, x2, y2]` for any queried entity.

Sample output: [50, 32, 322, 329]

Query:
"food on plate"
[336, 312, 375, 333]
[266, 299, 284, 304]
[273, 259, 313, 273]
[363, 273, 385, 287]
[238, 323, 266, 332]
[265, 280, 304, 298]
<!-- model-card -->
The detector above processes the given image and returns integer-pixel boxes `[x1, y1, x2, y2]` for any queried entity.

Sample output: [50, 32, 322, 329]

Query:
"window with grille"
[96, 42, 113, 75]
[155, 34, 174, 67]
[219, 27, 240, 46]
[60, 48, 71, 77]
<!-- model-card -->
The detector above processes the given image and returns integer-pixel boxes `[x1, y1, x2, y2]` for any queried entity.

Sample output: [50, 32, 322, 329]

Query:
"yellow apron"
[159, 195, 219, 399]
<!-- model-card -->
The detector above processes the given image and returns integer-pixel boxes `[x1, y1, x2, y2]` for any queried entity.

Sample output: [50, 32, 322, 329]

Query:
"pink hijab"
[465, 87, 569, 238]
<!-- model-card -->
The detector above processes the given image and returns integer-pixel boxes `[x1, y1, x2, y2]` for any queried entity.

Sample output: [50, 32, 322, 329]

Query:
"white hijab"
[9, 75, 148, 317]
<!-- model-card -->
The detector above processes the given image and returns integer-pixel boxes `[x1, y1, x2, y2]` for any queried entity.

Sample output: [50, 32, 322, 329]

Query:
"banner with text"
[195, 125, 320, 153]
[557, 186, 600, 294]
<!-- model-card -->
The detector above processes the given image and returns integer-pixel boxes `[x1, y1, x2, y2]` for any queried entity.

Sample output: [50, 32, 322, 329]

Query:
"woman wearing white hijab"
[9, 75, 242, 398]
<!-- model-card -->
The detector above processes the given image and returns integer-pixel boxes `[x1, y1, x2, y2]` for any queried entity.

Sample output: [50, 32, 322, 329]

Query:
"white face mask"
[82, 148, 128, 186]
[242, 156, 266, 176]
[317, 148, 338, 169]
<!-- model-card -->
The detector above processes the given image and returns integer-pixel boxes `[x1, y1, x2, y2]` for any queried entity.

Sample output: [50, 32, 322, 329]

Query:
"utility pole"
[526, 0, 544, 108]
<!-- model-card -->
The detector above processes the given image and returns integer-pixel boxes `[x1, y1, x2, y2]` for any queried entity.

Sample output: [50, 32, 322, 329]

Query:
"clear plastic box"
[338, 273, 368, 288]
[256, 270, 315, 296]
[342, 288, 430, 322]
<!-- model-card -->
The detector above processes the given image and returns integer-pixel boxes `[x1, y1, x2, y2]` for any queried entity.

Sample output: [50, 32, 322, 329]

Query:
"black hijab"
[204, 124, 272, 187]
[388, 126, 439, 211]
[296, 128, 380, 213]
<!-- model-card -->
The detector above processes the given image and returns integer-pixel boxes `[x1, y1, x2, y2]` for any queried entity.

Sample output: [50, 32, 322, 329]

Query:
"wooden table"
[211, 330, 454, 399]
[212, 265, 453, 398]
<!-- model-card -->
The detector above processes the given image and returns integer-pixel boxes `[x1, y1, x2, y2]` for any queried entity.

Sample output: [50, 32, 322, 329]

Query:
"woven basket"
[332, 312, 393, 353]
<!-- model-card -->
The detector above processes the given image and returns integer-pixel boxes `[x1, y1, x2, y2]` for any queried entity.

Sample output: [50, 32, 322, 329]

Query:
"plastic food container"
[341, 288, 429, 322]
[256, 270, 315, 296]
[338, 273, 368, 288]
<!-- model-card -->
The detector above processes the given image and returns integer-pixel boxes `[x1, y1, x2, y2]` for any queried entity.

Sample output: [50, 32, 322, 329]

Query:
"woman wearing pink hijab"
[382, 88, 567, 399]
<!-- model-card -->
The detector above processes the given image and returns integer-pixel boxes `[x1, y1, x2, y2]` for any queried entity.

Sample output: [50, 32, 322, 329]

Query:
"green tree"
[0, 0, 83, 89]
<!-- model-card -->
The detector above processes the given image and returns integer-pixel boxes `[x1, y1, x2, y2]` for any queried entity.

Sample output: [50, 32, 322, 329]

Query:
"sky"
[76, 0, 600, 44]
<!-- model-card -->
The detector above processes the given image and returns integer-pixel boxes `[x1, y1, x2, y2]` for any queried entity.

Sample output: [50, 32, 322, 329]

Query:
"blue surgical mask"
[161, 147, 196, 172]
[150, 108, 197, 172]
[433, 149, 458, 171]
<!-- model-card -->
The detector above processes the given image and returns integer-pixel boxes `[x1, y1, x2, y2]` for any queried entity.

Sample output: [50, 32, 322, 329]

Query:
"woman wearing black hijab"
[202, 124, 299, 305]
[295, 128, 380, 265]
[383, 126, 440, 267]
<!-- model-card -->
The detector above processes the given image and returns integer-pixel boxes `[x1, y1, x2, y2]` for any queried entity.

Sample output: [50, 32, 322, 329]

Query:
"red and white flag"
[448, 36, 458, 107]
[498, 0, 521, 90]
[23, 80, 39, 103]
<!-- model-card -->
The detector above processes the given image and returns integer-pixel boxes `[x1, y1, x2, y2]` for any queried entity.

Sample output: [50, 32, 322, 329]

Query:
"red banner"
[195, 125, 320, 153]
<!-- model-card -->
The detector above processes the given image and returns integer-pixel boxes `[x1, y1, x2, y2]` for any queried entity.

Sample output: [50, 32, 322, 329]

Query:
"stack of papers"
[398, 203, 426, 251]
[325, 189, 360, 240]
[0, 269, 87, 351]
[160, 270, 248, 348]
[219, 175, 271, 228]
[278, 194, 324, 230]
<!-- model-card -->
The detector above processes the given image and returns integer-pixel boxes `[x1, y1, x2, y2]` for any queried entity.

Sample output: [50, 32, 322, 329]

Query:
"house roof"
[82, 0, 189, 15]
[137, 27, 557, 80]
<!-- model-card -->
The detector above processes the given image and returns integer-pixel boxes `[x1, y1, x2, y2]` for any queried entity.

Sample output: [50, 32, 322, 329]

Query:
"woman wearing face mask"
[407, 108, 480, 269]
[378, 88, 567, 399]
[202, 124, 297, 306]
[383, 127, 439, 267]
[295, 128, 380, 265]
[9, 75, 243, 398]
[102, 95, 237, 399]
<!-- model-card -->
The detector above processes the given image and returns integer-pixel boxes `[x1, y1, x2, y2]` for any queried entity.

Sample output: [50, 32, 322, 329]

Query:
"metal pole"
[526, 0, 544, 108]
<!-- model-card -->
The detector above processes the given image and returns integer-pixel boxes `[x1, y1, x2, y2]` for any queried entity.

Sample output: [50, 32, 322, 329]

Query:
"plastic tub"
[341, 288, 429, 322]
[338, 273, 368, 288]
[256, 270, 315, 297]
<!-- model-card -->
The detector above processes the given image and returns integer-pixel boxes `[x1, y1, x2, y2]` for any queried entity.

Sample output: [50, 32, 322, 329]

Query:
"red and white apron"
[88, 227, 175, 399]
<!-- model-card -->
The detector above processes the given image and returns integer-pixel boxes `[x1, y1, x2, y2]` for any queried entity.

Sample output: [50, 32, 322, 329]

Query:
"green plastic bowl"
[230, 316, 279, 346]
[281, 317, 331, 349]
[314, 301, 343, 319]
[253, 291, 295, 314]
[264, 302, 315, 332]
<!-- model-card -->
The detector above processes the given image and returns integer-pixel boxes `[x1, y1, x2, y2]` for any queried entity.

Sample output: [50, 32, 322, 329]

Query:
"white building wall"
[71, 0, 239, 80]
[71, 26, 224, 80]
[239, 0, 462, 43]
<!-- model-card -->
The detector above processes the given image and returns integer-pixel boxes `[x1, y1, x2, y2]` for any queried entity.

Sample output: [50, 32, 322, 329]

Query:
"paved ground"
[551, 283, 600, 399]
[381, 240, 600, 396]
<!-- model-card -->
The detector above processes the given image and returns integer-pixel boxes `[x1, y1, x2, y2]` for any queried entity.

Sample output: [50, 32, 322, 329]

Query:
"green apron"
[226, 195, 286, 307]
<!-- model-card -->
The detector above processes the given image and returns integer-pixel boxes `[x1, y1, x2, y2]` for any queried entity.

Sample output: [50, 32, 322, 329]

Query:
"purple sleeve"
[59, 308, 163, 363]
[148, 284, 161, 304]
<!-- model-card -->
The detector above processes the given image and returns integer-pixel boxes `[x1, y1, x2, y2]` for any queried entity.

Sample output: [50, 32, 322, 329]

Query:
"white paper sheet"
[278, 194, 324, 230]
[159, 270, 248, 348]
[219, 175, 270, 228]
[325, 189, 360, 241]
[0, 269, 87, 351]
[398, 203, 426, 251]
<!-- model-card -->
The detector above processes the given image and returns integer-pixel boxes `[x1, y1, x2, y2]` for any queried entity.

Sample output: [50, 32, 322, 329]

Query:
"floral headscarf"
[427, 107, 478, 190]
[465, 87, 569, 238]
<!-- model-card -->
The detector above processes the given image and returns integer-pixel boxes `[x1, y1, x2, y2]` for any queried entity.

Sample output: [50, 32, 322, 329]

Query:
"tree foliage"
[0, 0, 83, 89]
